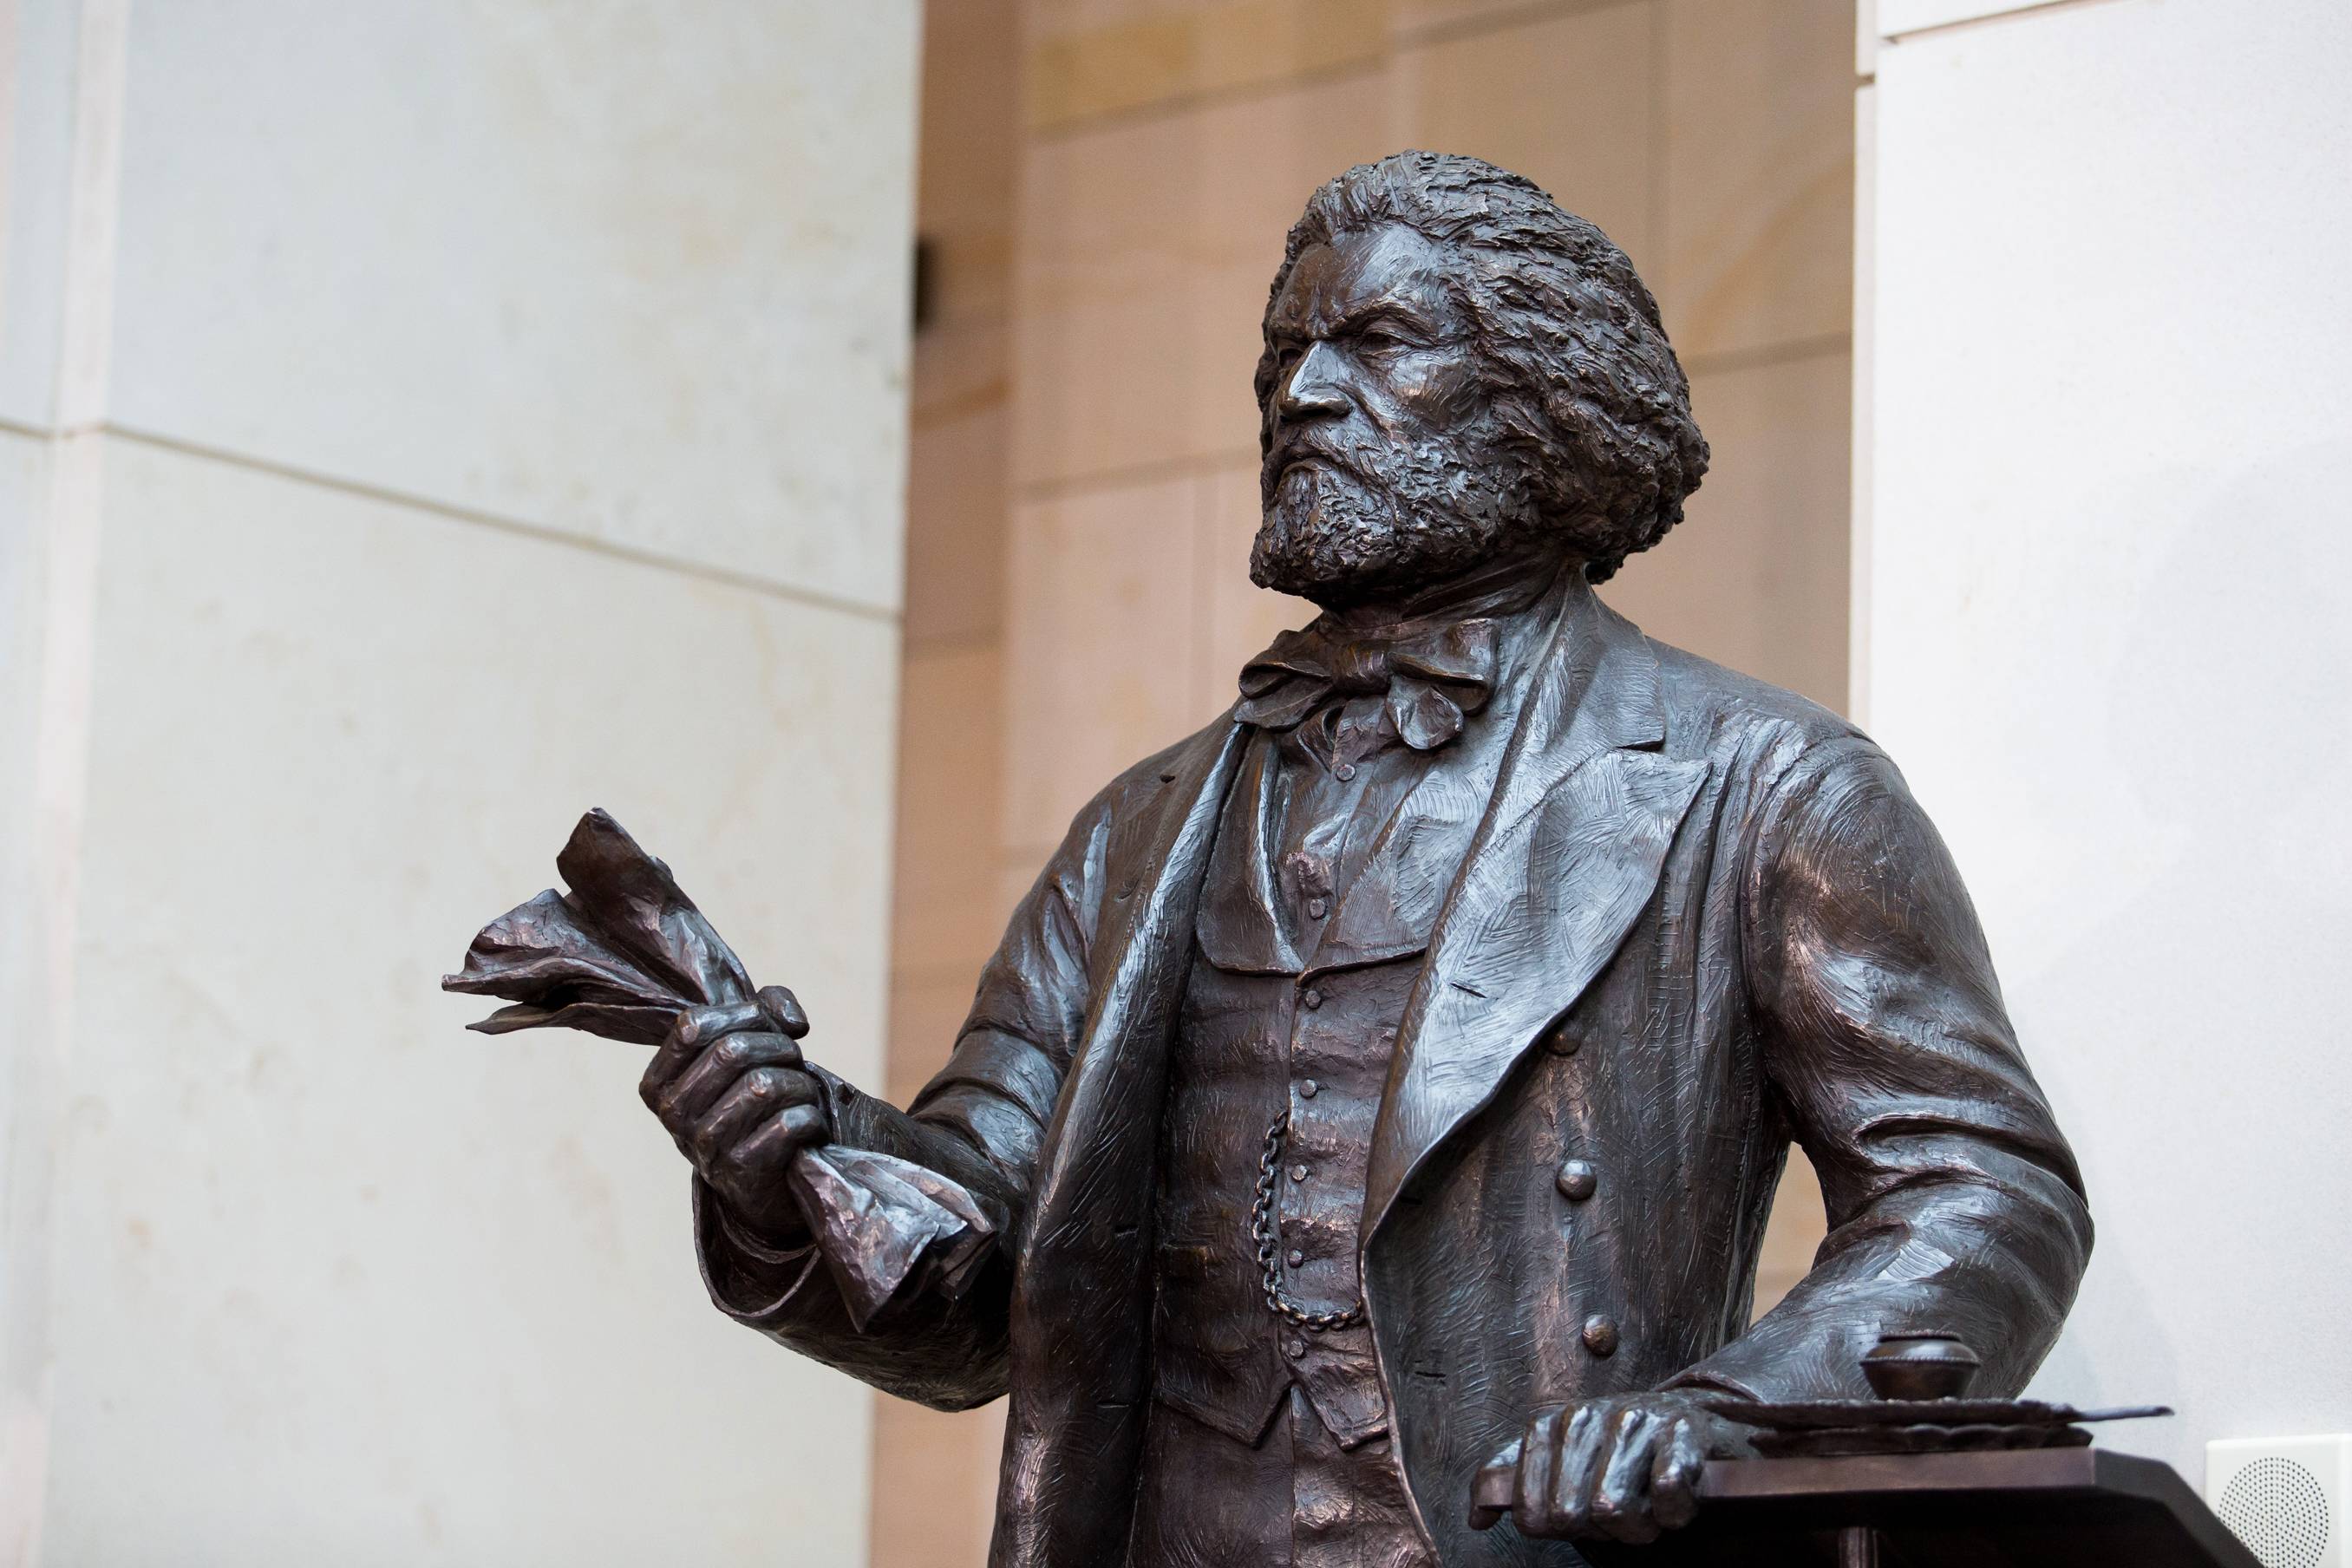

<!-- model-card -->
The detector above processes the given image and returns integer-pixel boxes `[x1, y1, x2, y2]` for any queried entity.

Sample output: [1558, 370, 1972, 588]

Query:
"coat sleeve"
[1670, 735, 2093, 1402]
[692, 797, 1112, 1411]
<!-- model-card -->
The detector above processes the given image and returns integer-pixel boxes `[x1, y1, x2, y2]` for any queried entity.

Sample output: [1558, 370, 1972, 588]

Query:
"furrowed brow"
[1326, 300, 1440, 341]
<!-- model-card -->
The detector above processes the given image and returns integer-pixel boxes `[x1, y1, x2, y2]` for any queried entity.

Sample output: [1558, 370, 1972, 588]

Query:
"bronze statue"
[450, 152, 2092, 1565]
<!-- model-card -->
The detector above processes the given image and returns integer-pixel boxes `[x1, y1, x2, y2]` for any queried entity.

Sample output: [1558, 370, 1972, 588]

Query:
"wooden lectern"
[1473, 1446, 2261, 1567]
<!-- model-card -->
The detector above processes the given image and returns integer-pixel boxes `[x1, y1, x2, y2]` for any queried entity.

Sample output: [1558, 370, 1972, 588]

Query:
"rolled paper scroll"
[441, 808, 995, 1330]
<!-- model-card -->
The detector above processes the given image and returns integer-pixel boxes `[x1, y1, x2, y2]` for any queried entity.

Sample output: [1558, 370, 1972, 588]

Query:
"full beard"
[1250, 443, 1541, 606]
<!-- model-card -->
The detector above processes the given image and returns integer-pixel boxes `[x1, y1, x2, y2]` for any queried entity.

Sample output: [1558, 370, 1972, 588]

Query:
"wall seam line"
[4, 419, 904, 624]
[1028, 0, 1647, 143]
[1014, 450, 1250, 504]
[1682, 332, 1852, 378]
[1881, 0, 2126, 47]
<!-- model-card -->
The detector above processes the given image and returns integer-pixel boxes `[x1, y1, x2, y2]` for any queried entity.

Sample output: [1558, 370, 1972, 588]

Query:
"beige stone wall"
[879, 4, 1854, 1561]
[873, 2, 1022, 1563]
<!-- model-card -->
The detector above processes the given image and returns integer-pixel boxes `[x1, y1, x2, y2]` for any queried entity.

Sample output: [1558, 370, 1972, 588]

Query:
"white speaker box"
[2208, 1434, 2351, 1568]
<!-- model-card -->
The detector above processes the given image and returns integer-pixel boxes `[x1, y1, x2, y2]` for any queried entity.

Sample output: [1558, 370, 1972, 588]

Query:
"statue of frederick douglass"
[637, 152, 2092, 1566]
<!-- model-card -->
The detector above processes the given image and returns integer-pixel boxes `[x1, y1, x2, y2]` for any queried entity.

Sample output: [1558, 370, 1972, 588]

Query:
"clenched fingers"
[662, 1030, 807, 1125]
[643, 1000, 768, 1101]
[721, 1101, 830, 1177]
[689, 1067, 821, 1166]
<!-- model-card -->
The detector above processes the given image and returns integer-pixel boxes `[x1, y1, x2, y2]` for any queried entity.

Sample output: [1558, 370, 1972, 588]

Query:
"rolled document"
[442, 808, 994, 1329]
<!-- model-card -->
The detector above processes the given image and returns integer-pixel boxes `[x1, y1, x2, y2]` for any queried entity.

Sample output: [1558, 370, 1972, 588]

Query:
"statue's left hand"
[1488, 1388, 1752, 1543]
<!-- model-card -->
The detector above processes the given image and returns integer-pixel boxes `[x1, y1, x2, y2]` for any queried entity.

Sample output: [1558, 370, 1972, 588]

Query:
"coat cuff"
[694, 1177, 826, 1325]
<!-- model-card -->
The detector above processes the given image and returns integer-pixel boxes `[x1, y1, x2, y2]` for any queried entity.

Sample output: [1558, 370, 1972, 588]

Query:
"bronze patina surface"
[453, 152, 2092, 1566]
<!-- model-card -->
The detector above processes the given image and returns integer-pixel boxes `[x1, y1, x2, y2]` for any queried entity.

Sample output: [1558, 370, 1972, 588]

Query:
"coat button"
[1303, 988, 1323, 1009]
[1556, 1160, 1597, 1202]
[1546, 1022, 1583, 1056]
[1581, 1316, 1620, 1357]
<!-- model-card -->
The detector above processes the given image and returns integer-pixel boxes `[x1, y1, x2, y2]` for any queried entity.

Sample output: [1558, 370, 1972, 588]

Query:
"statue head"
[1251, 151, 1708, 607]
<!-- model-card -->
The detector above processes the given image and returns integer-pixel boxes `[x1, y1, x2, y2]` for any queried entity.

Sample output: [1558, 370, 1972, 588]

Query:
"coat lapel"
[1362, 587, 1709, 1238]
[991, 718, 1245, 1568]
[1192, 735, 1302, 974]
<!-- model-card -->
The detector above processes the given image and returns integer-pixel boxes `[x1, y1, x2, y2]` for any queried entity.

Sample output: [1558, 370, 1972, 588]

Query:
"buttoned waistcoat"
[694, 578, 2093, 1567]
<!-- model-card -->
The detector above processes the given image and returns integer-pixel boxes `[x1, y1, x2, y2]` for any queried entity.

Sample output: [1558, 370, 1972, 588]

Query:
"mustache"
[1265, 432, 1382, 489]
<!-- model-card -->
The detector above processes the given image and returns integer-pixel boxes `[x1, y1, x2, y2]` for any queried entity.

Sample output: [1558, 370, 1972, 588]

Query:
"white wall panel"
[1877, 0, 2061, 38]
[42, 439, 895, 1565]
[2, 3, 916, 1559]
[1866, 0, 2352, 1473]
[101, 1, 919, 610]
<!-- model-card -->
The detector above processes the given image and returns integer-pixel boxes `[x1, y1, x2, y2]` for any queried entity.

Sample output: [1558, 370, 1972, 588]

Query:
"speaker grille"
[2218, 1455, 2332, 1568]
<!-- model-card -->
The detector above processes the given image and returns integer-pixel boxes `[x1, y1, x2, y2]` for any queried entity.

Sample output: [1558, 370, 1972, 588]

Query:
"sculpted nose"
[1278, 340, 1351, 421]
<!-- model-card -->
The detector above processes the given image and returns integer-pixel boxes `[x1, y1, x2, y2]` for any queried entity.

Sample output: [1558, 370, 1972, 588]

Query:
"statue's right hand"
[639, 986, 827, 1245]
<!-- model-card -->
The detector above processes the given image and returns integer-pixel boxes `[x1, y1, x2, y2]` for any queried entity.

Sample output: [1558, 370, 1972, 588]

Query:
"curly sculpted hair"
[1253, 152, 1708, 583]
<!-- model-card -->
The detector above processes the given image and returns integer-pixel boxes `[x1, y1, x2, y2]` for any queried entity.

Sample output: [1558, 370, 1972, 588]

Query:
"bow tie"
[1235, 619, 1499, 751]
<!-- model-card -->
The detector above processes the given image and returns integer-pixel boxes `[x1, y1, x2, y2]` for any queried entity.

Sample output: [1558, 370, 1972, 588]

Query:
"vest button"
[1308, 897, 1328, 918]
[1546, 1022, 1584, 1056]
[1290, 1164, 1310, 1184]
[1299, 1078, 1318, 1099]
[1335, 763, 1356, 782]
[1284, 1337, 1308, 1359]
[1303, 988, 1323, 1009]
[1582, 1316, 1620, 1357]
[1287, 1249, 1305, 1267]
[1556, 1160, 1598, 1202]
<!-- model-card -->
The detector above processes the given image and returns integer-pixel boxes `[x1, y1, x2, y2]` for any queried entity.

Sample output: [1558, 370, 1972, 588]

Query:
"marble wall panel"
[921, 0, 1024, 301]
[0, 0, 88, 428]
[892, 643, 1010, 981]
[885, 973, 990, 1110]
[1752, 1151, 1826, 1317]
[1597, 348, 1852, 713]
[1867, 0, 2352, 1472]
[1013, 111, 1198, 487]
[869, 1400, 1009, 1568]
[1004, 473, 1205, 853]
[1025, 0, 1396, 130]
[95, 0, 920, 610]
[0, 430, 57, 820]
[1393, 3, 1659, 271]
[1014, 70, 1398, 487]
[1193, 457, 1316, 719]
[1875, 0, 2049, 38]
[1394, 0, 1637, 32]
[1660, 0, 1855, 360]
[905, 388, 1013, 645]
[40, 439, 894, 1563]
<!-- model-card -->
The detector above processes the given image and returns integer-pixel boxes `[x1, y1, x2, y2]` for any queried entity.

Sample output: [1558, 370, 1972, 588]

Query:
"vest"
[1149, 726, 1488, 1449]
